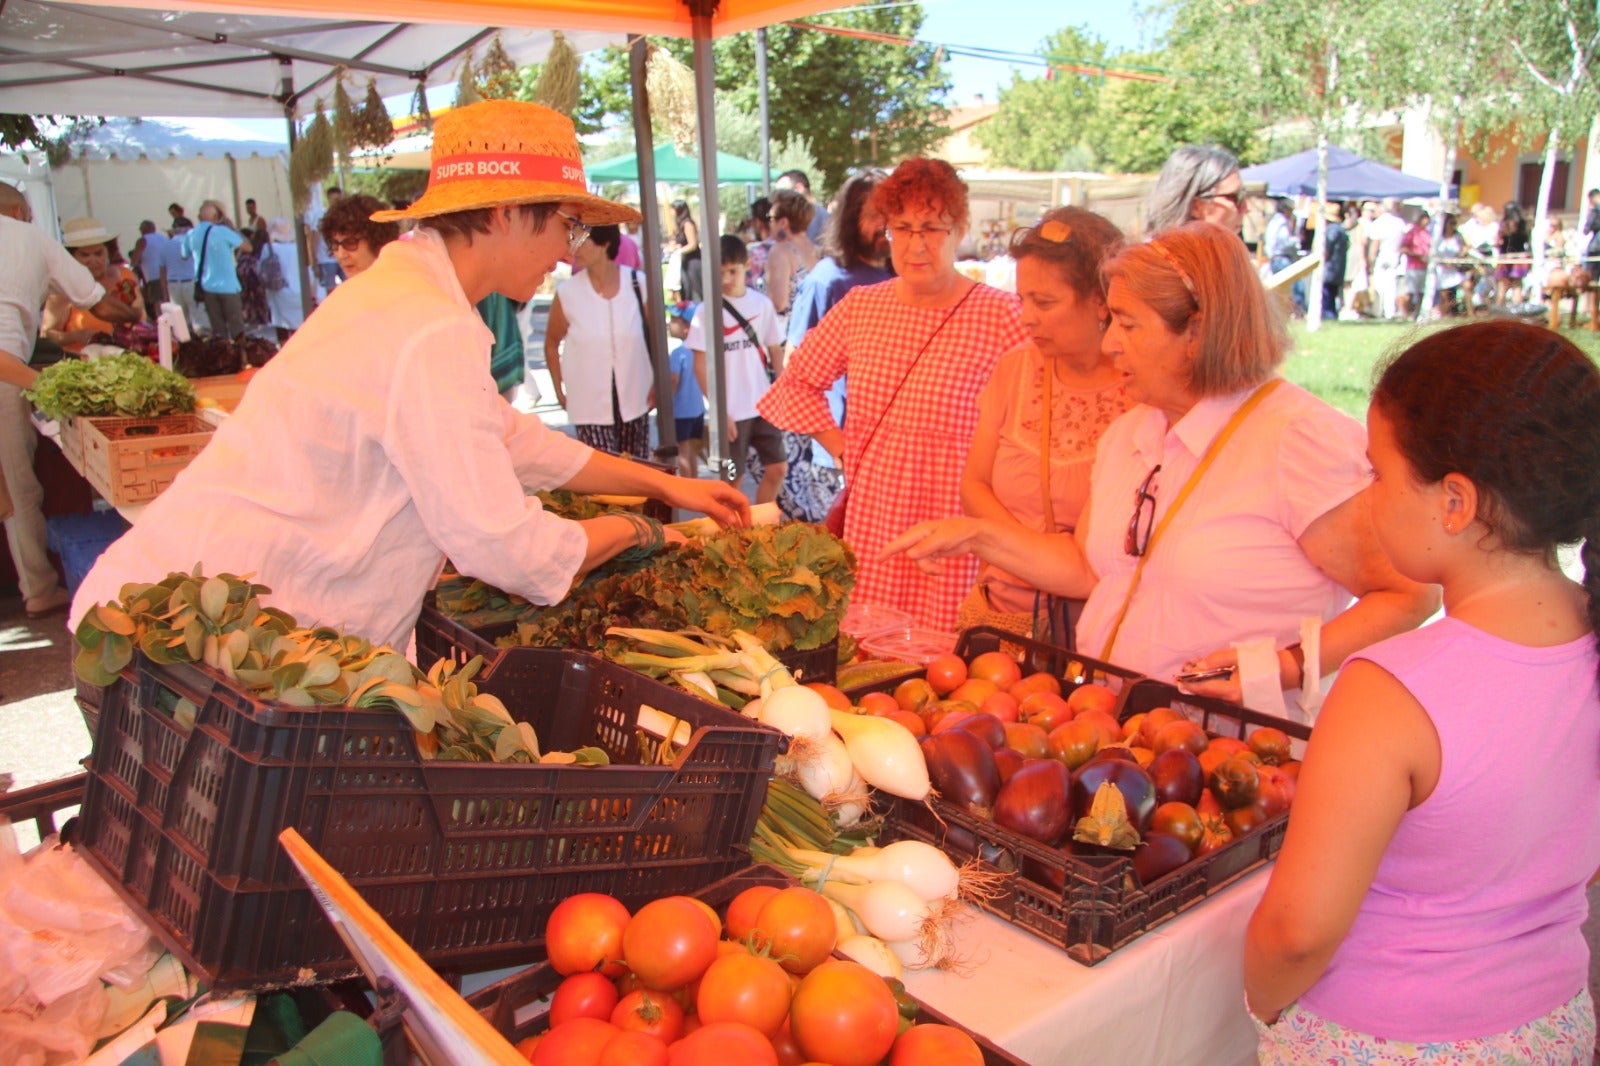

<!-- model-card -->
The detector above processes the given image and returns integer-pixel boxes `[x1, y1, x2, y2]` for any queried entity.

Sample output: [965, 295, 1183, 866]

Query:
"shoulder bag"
[192, 224, 211, 300]
[823, 283, 979, 537]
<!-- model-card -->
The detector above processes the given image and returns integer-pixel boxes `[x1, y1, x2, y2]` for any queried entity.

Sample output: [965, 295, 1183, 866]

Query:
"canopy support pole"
[628, 34, 676, 457]
[689, 0, 732, 486]
[277, 55, 315, 324]
[757, 27, 770, 199]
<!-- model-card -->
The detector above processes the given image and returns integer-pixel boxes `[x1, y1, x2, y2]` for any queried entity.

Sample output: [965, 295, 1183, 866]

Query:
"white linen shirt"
[552, 266, 653, 425]
[0, 214, 105, 363]
[71, 229, 594, 650]
[1075, 380, 1370, 683]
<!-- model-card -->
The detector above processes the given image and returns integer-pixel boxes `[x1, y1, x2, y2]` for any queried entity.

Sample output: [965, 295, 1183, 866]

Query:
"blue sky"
[195, 1, 1156, 143]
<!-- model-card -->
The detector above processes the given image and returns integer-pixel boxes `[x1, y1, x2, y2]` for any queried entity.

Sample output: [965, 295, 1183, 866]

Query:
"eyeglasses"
[1199, 188, 1248, 211]
[886, 222, 953, 246]
[555, 210, 591, 253]
[1125, 464, 1161, 557]
[328, 236, 365, 252]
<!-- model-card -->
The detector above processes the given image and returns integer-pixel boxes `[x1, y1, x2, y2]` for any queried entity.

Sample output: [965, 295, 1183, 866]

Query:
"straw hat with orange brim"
[371, 101, 640, 227]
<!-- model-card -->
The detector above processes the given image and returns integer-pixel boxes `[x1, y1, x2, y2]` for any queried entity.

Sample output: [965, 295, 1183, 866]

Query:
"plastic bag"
[0, 841, 157, 1007]
[0, 980, 108, 1065]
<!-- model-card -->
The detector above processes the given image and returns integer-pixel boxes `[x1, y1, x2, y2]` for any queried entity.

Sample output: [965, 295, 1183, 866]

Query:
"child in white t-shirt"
[689, 234, 786, 503]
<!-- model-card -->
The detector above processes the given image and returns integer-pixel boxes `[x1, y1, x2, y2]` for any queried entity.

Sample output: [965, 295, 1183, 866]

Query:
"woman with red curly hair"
[760, 158, 1027, 630]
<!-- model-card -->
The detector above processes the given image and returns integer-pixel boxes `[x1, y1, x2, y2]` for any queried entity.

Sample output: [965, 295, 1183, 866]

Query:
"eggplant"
[920, 730, 1001, 816]
[1131, 832, 1192, 886]
[954, 712, 1007, 750]
[993, 759, 1073, 846]
[992, 747, 1026, 785]
[1071, 758, 1157, 835]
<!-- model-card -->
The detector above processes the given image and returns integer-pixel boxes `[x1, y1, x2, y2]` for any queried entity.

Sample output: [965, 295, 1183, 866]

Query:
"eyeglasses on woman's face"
[1198, 188, 1248, 211]
[885, 221, 954, 247]
[1125, 464, 1161, 557]
[327, 236, 366, 253]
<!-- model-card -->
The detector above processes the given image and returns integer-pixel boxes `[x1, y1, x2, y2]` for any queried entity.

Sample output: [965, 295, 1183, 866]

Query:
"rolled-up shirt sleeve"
[758, 288, 855, 435]
[502, 404, 592, 490]
[384, 321, 588, 604]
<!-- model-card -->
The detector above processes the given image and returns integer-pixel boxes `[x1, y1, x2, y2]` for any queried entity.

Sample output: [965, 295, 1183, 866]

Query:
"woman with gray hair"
[1145, 144, 1247, 235]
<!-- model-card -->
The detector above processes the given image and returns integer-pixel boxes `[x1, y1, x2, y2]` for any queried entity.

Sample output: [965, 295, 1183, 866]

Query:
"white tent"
[0, 1, 620, 122]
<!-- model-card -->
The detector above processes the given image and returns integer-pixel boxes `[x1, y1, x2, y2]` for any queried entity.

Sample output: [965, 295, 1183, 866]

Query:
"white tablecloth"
[902, 869, 1268, 1066]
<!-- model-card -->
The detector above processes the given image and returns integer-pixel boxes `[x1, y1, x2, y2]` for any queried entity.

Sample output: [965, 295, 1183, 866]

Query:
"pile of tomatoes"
[522, 883, 987, 1065]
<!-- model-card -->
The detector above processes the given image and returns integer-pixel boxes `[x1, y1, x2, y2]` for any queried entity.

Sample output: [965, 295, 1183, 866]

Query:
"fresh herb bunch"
[25, 352, 196, 421]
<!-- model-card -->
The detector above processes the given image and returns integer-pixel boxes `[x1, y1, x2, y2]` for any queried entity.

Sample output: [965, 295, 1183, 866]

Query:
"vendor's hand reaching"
[881, 518, 987, 575]
[1175, 648, 1244, 703]
[664, 477, 750, 530]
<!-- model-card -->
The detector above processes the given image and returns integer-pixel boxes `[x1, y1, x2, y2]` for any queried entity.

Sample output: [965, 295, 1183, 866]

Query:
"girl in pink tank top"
[1244, 320, 1600, 1064]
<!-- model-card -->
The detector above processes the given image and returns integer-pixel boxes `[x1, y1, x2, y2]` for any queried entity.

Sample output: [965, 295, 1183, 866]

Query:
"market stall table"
[903, 868, 1267, 1065]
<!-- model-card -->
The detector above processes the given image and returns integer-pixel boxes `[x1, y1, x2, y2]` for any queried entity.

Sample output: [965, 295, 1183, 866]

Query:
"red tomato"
[924, 653, 968, 696]
[696, 951, 792, 1037]
[623, 897, 719, 990]
[532, 1017, 619, 1065]
[549, 971, 620, 1027]
[725, 885, 780, 941]
[546, 893, 631, 978]
[804, 682, 852, 711]
[752, 887, 838, 975]
[514, 1034, 541, 1061]
[888, 1023, 985, 1065]
[598, 1030, 668, 1066]
[666, 1021, 779, 1066]
[788, 960, 899, 1066]
[611, 987, 686, 1044]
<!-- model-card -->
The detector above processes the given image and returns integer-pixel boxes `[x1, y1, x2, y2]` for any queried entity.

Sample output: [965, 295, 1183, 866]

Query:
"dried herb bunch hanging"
[288, 100, 334, 211]
[410, 80, 433, 131]
[645, 42, 698, 154]
[331, 71, 359, 167]
[453, 49, 481, 108]
[354, 77, 396, 150]
[477, 34, 518, 100]
[532, 31, 580, 117]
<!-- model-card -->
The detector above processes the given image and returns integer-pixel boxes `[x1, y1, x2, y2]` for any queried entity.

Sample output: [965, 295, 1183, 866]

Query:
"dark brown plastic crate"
[464, 864, 1026, 1065]
[76, 647, 783, 990]
[414, 590, 840, 684]
[840, 625, 1146, 712]
[0, 773, 86, 847]
[881, 691, 1309, 966]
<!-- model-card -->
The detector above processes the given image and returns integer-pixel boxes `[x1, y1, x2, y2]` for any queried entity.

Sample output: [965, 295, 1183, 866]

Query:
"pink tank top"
[1299, 616, 1600, 1040]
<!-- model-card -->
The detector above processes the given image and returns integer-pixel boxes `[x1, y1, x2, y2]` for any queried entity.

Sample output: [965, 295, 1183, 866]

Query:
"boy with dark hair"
[666, 302, 703, 477]
[690, 234, 785, 503]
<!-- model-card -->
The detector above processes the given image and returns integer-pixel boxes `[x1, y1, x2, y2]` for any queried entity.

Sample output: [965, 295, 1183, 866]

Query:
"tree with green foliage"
[1504, 0, 1600, 272]
[1083, 57, 1263, 173]
[1165, 0, 1412, 327]
[974, 27, 1108, 172]
[584, 6, 950, 193]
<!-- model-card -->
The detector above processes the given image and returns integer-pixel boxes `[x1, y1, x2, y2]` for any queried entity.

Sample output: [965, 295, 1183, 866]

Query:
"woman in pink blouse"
[958, 207, 1128, 643]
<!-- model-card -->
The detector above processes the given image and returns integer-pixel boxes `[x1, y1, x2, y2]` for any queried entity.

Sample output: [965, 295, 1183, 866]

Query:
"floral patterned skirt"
[1256, 989, 1595, 1065]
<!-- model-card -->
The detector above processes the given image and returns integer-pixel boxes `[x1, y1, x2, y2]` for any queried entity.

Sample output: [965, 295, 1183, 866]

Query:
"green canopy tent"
[587, 143, 769, 184]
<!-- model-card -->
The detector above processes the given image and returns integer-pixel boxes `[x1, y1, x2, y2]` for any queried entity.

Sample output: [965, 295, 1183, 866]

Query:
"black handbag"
[192, 224, 211, 300]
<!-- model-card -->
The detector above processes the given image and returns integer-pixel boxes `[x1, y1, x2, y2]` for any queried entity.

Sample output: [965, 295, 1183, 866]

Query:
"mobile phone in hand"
[1174, 666, 1234, 685]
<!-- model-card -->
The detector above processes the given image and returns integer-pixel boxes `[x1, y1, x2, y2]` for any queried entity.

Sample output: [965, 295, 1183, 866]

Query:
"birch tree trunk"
[1531, 124, 1561, 281]
[1417, 116, 1458, 323]
[1306, 129, 1329, 331]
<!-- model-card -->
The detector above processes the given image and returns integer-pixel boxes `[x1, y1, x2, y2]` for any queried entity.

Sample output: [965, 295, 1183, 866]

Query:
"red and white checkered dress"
[759, 280, 1027, 630]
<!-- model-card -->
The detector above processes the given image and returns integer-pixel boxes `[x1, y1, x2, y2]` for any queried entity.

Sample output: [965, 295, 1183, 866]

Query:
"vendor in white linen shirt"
[886, 221, 1437, 716]
[70, 102, 748, 649]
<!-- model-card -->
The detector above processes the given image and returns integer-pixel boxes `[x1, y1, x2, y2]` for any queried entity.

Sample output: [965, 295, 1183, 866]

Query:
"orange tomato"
[1009, 671, 1062, 700]
[893, 677, 937, 714]
[788, 960, 900, 1066]
[726, 885, 780, 942]
[804, 682, 852, 711]
[545, 893, 631, 978]
[857, 691, 900, 716]
[888, 1024, 985, 1065]
[696, 952, 793, 1037]
[967, 651, 1023, 691]
[532, 1018, 619, 1065]
[1064, 682, 1117, 718]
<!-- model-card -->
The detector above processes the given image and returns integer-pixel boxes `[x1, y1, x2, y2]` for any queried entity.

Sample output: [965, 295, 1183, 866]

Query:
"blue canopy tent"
[1241, 145, 1444, 200]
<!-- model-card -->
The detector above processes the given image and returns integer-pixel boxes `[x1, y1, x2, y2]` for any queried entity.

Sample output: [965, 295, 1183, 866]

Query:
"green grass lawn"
[1281, 318, 1600, 419]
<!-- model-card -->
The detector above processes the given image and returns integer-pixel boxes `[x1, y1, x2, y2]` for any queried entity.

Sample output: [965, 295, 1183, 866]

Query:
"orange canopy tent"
[18, 0, 850, 463]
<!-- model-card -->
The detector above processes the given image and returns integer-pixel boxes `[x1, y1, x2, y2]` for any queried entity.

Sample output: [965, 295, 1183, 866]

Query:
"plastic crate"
[880, 691, 1310, 966]
[840, 625, 1147, 712]
[413, 591, 840, 684]
[464, 864, 1027, 1065]
[68, 414, 214, 506]
[75, 646, 783, 990]
[0, 774, 85, 851]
